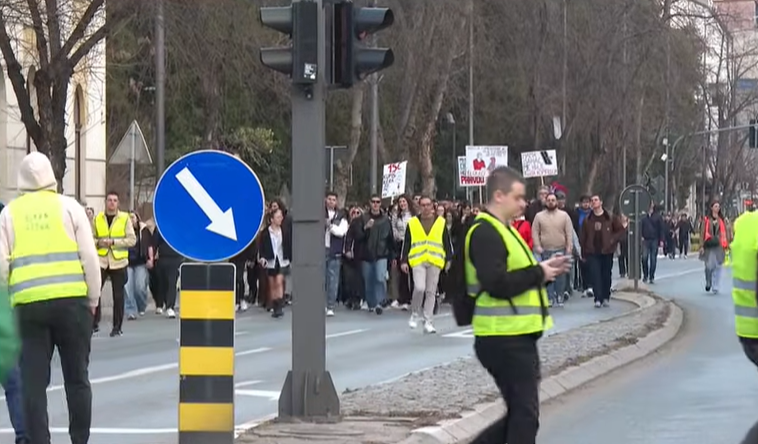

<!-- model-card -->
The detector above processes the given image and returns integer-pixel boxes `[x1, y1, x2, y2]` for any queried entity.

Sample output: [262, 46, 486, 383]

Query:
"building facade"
[0, 21, 107, 212]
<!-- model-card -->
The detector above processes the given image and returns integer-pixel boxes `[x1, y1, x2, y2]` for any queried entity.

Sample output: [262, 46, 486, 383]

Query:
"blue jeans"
[125, 265, 148, 316]
[542, 250, 566, 303]
[3, 366, 26, 443]
[641, 239, 658, 280]
[361, 259, 388, 309]
[325, 253, 342, 309]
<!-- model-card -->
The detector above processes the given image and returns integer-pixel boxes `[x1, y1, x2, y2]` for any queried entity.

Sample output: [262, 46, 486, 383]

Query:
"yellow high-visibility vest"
[94, 211, 129, 260]
[731, 211, 758, 339]
[7, 192, 87, 306]
[465, 212, 553, 336]
[407, 216, 447, 269]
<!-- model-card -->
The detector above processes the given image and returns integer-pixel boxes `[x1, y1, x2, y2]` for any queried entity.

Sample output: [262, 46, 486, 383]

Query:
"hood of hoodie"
[18, 152, 58, 193]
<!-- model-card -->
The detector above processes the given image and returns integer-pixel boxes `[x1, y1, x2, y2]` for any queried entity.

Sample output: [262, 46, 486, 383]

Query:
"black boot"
[272, 299, 284, 318]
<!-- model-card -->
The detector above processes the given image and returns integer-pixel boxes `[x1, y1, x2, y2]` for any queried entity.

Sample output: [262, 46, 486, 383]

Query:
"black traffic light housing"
[332, 1, 394, 88]
[260, 2, 319, 85]
[750, 119, 758, 148]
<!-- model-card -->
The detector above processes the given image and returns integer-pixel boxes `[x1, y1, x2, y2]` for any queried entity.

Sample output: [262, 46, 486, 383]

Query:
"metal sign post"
[279, 0, 340, 420]
[619, 185, 651, 292]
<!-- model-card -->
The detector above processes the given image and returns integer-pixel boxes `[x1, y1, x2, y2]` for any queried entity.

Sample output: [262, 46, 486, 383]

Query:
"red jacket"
[512, 219, 533, 249]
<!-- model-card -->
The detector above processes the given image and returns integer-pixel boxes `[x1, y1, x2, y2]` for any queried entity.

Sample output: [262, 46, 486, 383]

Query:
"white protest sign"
[381, 161, 407, 199]
[465, 146, 508, 181]
[458, 156, 485, 187]
[520, 150, 558, 178]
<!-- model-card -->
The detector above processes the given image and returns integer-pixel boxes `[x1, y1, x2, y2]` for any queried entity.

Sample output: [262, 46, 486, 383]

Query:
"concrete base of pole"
[278, 370, 341, 420]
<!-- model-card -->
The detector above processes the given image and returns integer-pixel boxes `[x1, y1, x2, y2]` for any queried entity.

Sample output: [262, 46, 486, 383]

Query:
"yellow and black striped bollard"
[178, 262, 236, 444]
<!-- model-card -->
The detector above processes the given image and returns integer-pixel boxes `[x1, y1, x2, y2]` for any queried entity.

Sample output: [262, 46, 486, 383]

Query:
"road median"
[237, 290, 683, 444]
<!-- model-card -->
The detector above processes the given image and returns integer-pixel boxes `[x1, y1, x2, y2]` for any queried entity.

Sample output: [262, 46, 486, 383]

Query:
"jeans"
[471, 335, 540, 444]
[361, 259, 388, 309]
[641, 239, 659, 280]
[587, 253, 613, 303]
[124, 265, 148, 317]
[325, 253, 342, 310]
[17, 297, 92, 444]
[705, 264, 722, 291]
[3, 366, 26, 443]
[542, 250, 566, 304]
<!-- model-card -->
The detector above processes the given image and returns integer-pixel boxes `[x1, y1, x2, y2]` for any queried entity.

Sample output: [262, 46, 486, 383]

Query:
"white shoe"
[361, 301, 369, 311]
[155, 307, 164, 315]
[166, 308, 176, 318]
[423, 321, 436, 334]
[391, 300, 400, 309]
[326, 309, 335, 317]
[240, 300, 249, 311]
[408, 314, 418, 329]
[400, 303, 410, 311]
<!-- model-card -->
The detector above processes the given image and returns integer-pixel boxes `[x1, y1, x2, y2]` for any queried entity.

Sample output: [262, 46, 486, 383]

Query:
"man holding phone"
[465, 166, 571, 444]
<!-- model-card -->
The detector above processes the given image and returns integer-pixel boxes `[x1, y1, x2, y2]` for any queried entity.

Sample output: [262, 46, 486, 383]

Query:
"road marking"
[235, 389, 280, 400]
[235, 331, 249, 336]
[326, 328, 367, 339]
[0, 347, 273, 401]
[442, 329, 473, 338]
[0, 427, 177, 434]
[235, 380, 263, 388]
[234, 346, 273, 357]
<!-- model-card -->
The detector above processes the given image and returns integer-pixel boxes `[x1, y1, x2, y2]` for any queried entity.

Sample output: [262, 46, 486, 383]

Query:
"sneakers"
[602, 300, 610, 308]
[408, 314, 418, 329]
[594, 301, 602, 308]
[127, 314, 137, 321]
[583, 289, 594, 299]
[326, 309, 335, 317]
[374, 306, 383, 315]
[240, 300, 249, 312]
[400, 303, 410, 311]
[391, 300, 400, 309]
[155, 307, 164, 315]
[166, 308, 176, 319]
[423, 321, 436, 334]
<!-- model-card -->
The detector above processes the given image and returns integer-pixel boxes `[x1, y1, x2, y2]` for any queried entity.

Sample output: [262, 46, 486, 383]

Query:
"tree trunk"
[334, 86, 366, 207]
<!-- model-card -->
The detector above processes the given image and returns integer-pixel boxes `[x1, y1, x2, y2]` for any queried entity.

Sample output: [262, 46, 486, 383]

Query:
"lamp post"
[445, 112, 457, 197]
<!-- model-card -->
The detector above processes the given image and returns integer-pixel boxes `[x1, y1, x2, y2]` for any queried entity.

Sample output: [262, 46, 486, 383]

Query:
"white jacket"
[0, 152, 101, 307]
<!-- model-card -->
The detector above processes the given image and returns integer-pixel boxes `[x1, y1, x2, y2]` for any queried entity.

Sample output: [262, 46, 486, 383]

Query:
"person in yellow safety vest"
[400, 196, 453, 334]
[0, 152, 102, 444]
[92, 191, 136, 337]
[730, 210, 758, 444]
[464, 166, 571, 444]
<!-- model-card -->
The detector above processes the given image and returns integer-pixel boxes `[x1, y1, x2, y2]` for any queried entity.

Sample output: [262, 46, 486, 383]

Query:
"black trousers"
[741, 338, 758, 444]
[678, 235, 689, 256]
[158, 259, 182, 309]
[587, 253, 613, 303]
[94, 267, 127, 332]
[17, 297, 92, 444]
[471, 335, 540, 444]
[618, 240, 629, 277]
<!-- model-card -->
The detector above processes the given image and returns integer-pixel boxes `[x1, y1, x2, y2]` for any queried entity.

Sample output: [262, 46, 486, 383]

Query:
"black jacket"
[259, 225, 292, 262]
[152, 228, 183, 261]
[353, 211, 394, 261]
[640, 212, 665, 242]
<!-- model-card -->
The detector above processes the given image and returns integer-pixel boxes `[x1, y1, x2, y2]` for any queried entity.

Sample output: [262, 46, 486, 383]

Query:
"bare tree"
[0, 0, 136, 183]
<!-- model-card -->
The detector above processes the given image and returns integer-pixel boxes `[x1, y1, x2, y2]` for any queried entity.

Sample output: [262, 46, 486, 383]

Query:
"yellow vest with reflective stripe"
[7, 192, 87, 306]
[465, 212, 553, 336]
[731, 211, 758, 339]
[407, 216, 447, 269]
[94, 211, 129, 259]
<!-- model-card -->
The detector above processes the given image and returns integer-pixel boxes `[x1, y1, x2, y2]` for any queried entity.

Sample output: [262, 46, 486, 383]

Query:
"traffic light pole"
[278, 0, 340, 420]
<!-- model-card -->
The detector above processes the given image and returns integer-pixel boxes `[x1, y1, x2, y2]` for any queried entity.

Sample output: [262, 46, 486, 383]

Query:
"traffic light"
[259, 2, 319, 85]
[332, 1, 394, 88]
[750, 119, 758, 148]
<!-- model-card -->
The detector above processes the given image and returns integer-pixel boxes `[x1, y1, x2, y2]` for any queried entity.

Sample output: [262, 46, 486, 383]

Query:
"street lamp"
[445, 112, 457, 197]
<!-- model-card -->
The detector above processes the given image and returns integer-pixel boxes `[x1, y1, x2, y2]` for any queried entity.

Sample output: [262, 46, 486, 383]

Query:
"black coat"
[259, 225, 293, 262]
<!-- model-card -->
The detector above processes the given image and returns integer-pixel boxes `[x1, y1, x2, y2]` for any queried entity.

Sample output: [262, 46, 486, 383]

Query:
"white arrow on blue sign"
[153, 150, 266, 263]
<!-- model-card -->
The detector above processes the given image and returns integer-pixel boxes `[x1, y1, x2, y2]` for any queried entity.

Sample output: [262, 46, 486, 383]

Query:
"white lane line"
[235, 389, 280, 400]
[0, 347, 273, 401]
[235, 380, 263, 388]
[325, 328, 367, 339]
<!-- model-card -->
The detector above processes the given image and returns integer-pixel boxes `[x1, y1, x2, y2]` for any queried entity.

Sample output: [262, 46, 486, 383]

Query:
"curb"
[399, 292, 683, 444]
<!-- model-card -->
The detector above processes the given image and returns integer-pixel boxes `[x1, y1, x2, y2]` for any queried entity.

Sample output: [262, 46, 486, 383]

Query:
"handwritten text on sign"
[520, 150, 558, 178]
[381, 161, 407, 199]
[458, 156, 486, 187]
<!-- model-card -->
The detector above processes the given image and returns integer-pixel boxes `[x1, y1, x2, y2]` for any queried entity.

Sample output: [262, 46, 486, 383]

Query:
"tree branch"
[25, 0, 50, 69]
[59, 0, 104, 60]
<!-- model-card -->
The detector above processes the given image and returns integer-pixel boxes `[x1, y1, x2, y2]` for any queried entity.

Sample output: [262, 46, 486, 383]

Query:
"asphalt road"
[0, 257, 698, 444]
[539, 258, 757, 444]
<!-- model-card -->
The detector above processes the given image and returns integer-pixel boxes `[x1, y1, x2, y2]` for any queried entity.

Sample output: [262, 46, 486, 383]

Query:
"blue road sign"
[154, 150, 266, 262]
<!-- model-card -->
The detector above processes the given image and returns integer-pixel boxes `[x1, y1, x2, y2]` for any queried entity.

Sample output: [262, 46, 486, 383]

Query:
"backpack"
[451, 222, 481, 326]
